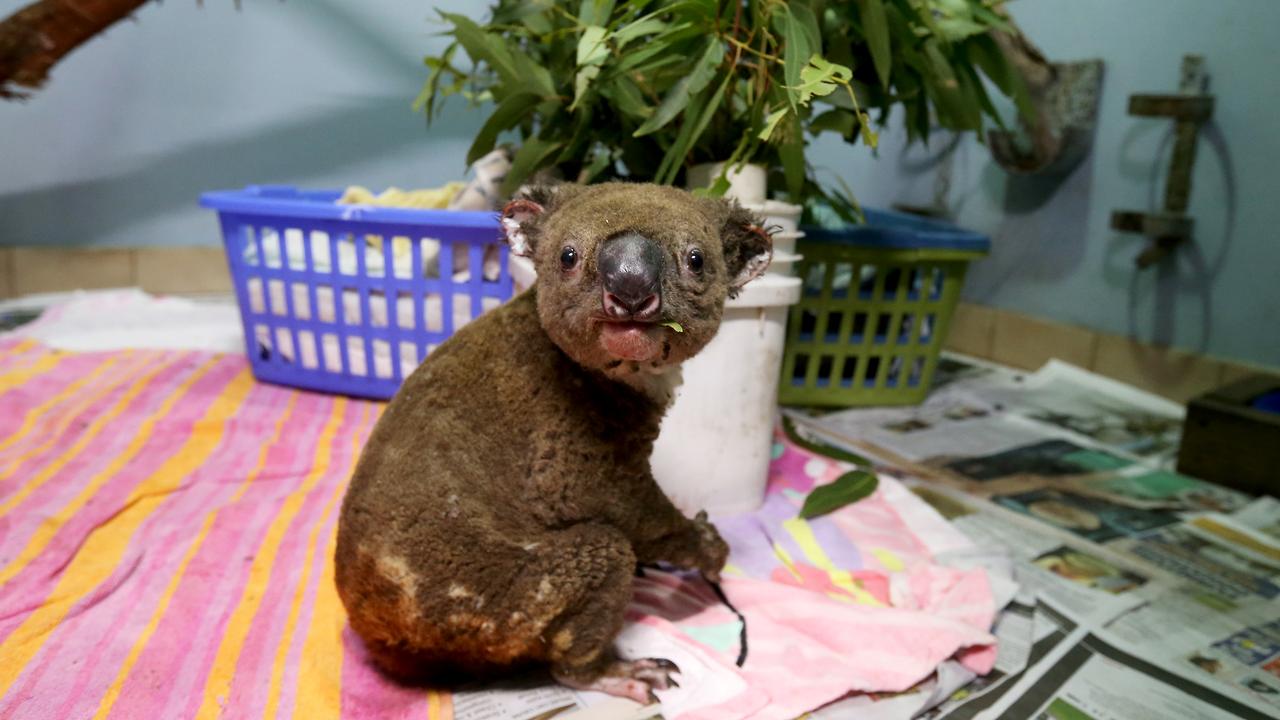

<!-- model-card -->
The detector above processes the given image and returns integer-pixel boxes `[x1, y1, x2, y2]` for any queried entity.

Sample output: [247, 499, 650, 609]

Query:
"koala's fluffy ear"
[500, 183, 582, 257]
[720, 202, 773, 295]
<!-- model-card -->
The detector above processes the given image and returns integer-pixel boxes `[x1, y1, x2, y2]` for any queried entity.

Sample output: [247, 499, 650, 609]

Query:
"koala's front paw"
[692, 510, 729, 583]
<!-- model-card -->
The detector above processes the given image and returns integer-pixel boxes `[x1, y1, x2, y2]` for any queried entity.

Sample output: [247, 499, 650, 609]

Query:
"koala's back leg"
[529, 523, 635, 672]
[532, 525, 680, 704]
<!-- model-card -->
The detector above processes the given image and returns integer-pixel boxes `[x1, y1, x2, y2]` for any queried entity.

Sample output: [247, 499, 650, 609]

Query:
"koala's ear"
[720, 202, 773, 294]
[500, 197, 543, 257]
[500, 183, 582, 257]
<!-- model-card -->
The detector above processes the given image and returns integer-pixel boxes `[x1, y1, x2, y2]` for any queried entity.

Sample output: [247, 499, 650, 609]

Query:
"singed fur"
[335, 183, 769, 685]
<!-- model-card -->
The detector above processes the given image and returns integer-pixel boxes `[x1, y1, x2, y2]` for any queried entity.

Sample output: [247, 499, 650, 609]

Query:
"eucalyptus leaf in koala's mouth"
[599, 321, 663, 362]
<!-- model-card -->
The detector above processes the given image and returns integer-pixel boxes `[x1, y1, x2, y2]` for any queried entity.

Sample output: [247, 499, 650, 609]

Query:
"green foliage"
[782, 415, 873, 467]
[800, 470, 879, 519]
[420, 0, 1027, 210]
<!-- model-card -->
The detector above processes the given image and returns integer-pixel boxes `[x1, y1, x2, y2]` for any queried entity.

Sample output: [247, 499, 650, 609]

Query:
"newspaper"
[1230, 496, 1280, 541]
[981, 360, 1185, 466]
[926, 601, 1078, 720]
[978, 629, 1276, 719]
[1103, 505, 1280, 711]
[789, 355, 1188, 470]
[908, 482, 1165, 627]
[784, 354, 1276, 719]
[451, 355, 1274, 719]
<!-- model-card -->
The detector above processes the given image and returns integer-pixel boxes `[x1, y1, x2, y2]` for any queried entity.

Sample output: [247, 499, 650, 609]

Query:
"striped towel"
[0, 339, 998, 719]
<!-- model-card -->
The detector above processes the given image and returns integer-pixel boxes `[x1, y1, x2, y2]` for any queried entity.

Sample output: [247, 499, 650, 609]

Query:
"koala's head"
[502, 182, 771, 374]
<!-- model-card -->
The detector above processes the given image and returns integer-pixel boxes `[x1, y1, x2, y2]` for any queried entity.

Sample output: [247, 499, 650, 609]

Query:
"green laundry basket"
[779, 209, 989, 407]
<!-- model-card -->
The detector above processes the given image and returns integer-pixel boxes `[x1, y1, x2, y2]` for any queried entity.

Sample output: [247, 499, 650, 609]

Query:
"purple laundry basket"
[200, 185, 513, 399]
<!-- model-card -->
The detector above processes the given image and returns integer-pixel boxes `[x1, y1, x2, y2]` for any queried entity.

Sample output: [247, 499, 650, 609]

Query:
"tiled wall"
[947, 303, 1279, 403]
[0, 247, 231, 298]
[1, 246, 1275, 403]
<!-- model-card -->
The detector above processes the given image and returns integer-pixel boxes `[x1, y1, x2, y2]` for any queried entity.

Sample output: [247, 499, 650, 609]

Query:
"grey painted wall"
[1, 0, 1276, 367]
[0, 0, 485, 246]
[813, 0, 1280, 367]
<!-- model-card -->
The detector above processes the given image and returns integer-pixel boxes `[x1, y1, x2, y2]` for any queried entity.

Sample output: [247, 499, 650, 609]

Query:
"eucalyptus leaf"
[794, 55, 852, 104]
[503, 138, 566, 195]
[799, 470, 879, 519]
[781, 415, 873, 467]
[857, 0, 892, 89]
[423, 0, 1025, 207]
[468, 91, 545, 165]
[613, 17, 667, 47]
[758, 107, 789, 142]
[578, 0, 617, 26]
[656, 71, 731, 184]
[520, 10, 554, 36]
[780, 124, 806, 201]
[441, 12, 556, 98]
[414, 42, 458, 120]
[633, 39, 722, 137]
[577, 26, 610, 67]
[936, 17, 989, 41]
[777, 6, 813, 113]
[691, 174, 731, 197]
[600, 76, 652, 120]
[572, 65, 601, 111]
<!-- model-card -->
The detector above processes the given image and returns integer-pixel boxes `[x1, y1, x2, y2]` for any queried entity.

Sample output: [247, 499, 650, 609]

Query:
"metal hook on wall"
[1111, 55, 1215, 269]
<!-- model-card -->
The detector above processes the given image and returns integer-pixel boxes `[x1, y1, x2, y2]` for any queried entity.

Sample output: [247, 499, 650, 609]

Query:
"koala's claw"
[554, 658, 681, 706]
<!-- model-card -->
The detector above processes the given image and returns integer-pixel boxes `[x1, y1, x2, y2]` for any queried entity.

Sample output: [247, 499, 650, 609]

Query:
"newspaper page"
[978, 630, 1276, 720]
[981, 360, 1186, 466]
[1230, 496, 1280, 541]
[788, 355, 1196, 481]
[452, 680, 586, 720]
[786, 403, 1248, 534]
[1103, 508, 1280, 710]
[908, 482, 1166, 626]
[923, 601, 1078, 720]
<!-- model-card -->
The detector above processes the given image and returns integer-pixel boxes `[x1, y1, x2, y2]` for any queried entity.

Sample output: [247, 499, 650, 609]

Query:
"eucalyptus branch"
[1, 0, 151, 99]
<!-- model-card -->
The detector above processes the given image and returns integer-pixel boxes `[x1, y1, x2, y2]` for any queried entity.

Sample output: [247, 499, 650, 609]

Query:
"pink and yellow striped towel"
[0, 339, 997, 719]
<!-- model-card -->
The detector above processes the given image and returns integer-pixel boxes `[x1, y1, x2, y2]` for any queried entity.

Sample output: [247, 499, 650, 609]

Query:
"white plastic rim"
[766, 250, 802, 277]
[742, 200, 802, 234]
[770, 231, 803, 257]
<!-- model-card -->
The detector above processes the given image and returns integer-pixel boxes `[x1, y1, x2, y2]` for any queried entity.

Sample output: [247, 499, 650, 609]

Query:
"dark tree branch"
[1, 0, 153, 99]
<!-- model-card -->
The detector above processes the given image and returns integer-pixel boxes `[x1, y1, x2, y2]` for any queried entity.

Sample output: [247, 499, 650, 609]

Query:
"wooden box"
[1177, 375, 1280, 496]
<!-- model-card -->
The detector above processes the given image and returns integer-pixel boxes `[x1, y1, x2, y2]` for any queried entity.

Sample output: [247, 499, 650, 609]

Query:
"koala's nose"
[599, 232, 662, 320]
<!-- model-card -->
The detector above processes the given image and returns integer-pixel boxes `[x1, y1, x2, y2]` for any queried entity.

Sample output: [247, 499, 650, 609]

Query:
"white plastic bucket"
[650, 273, 801, 515]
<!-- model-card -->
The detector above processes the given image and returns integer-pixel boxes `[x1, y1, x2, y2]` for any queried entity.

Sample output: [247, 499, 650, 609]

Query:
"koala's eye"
[686, 248, 705, 274]
[559, 246, 578, 271]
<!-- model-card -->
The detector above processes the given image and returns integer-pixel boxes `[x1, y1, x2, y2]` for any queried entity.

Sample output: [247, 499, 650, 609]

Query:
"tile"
[11, 247, 135, 296]
[1092, 333, 1224, 404]
[1218, 358, 1280, 387]
[990, 308, 1098, 371]
[0, 248, 12, 299]
[944, 302, 996, 359]
[135, 247, 232, 295]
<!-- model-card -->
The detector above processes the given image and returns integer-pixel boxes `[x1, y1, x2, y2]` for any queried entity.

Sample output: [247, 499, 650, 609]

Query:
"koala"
[335, 182, 772, 703]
